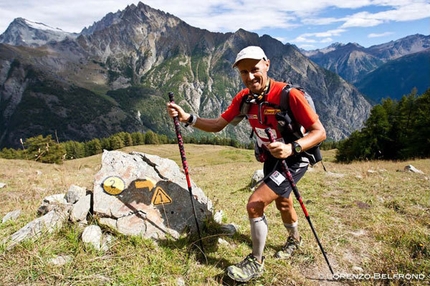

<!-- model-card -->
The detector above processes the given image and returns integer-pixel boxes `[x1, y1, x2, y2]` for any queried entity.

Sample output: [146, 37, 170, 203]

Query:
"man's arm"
[167, 102, 229, 132]
[267, 119, 326, 159]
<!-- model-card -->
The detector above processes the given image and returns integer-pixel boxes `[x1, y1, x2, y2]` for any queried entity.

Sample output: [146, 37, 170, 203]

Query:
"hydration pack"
[240, 82, 323, 166]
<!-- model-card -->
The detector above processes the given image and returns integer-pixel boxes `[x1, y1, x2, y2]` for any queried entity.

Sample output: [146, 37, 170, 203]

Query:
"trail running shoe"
[226, 254, 264, 282]
[275, 236, 302, 259]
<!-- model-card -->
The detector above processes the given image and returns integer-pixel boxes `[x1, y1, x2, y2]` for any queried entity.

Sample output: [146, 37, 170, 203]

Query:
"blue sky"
[0, 0, 429, 50]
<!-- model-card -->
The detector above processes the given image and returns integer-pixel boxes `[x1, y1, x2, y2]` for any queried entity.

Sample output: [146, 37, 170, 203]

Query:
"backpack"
[238, 82, 323, 166]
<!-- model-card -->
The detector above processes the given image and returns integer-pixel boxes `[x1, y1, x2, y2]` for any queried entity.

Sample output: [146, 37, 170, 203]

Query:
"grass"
[0, 145, 429, 285]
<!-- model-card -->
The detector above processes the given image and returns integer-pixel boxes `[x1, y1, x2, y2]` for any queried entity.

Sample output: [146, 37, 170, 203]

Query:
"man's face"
[236, 58, 270, 94]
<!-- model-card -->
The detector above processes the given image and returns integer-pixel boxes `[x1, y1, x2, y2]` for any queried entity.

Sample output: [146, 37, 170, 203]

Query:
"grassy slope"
[0, 145, 429, 285]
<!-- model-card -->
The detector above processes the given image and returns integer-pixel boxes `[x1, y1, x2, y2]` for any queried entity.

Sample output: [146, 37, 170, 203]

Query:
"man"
[167, 46, 326, 282]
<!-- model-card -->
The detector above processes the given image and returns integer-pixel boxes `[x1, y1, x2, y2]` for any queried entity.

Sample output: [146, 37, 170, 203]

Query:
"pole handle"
[168, 91, 175, 103]
[265, 128, 275, 143]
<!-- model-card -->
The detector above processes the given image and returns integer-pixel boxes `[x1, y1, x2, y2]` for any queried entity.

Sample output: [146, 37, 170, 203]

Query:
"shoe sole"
[226, 270, 263, 282]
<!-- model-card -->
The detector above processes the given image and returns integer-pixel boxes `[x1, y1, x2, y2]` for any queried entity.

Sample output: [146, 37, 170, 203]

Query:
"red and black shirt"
[221, 79, 318, 147]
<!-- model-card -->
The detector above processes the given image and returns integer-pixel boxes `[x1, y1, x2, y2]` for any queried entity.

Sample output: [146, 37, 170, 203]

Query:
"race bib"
[269, 170, 286, 186]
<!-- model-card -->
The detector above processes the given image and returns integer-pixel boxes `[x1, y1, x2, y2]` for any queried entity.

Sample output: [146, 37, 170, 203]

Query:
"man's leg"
[246, 182, 279, 261]
[276, 195, 299, 240]
[226, 183, 278, 282]
[274, 190, 303, 259]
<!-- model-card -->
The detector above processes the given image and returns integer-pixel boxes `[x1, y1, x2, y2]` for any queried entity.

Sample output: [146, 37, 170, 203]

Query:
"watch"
[291, 141, 302, 154]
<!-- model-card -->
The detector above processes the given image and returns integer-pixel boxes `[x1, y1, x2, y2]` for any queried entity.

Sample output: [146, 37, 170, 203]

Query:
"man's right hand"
[167, 102, 190, 123]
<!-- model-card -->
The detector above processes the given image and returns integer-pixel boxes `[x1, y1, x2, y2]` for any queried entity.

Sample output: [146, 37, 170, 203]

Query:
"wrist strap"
[185, 114, 198, 127]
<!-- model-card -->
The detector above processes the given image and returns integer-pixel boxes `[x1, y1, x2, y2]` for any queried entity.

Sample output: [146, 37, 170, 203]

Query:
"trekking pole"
[264, 128, 334, 275]
[168, 92, 205, 256]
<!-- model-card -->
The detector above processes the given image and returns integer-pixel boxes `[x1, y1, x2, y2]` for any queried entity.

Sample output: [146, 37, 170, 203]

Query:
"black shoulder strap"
[279, 84, 292, 112]
[230, 92, 251, 126]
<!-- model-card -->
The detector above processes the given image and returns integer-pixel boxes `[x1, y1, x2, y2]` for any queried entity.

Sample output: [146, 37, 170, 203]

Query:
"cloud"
[289, 1, 429, 48]
[368, 32, 394, 38]
[340, 2, 430, 28]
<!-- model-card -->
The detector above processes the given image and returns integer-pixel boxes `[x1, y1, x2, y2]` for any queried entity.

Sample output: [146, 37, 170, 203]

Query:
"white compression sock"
[284, 220, 299, 240]
[250, 215, 268, 262]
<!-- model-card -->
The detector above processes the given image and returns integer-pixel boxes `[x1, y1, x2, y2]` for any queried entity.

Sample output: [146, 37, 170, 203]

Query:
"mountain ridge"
[304, 34, 430, 92]
[0, 2, 384, 148]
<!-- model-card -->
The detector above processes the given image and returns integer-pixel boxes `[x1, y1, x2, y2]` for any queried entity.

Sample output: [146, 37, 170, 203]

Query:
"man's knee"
[247, 201, 265, 216]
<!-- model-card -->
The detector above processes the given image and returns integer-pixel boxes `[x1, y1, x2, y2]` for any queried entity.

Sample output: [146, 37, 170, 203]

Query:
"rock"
[82, 225, 102, 250]
[218, 238, 230, 246]
[101, 234, 114, 252]
[65, 185, 88, 204]
[38, 194, 68, 215]
[220, 223, 238, 236]
[176, 277, 186, 286]
[213, 210, 223, 223]
[0, 182, 6, 188]
[250, 169, 264, 190]
[70, 194, 91, 223]
[92, 150, 212, 240]
[404, 165, 424, 174]
[6, 206, 70, 249]
[2, 209, 21, 223]
[49, 255, 73, 266]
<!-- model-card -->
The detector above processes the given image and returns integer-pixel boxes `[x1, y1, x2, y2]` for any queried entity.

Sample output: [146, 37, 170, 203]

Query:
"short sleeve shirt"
[221, 79, 318, 146]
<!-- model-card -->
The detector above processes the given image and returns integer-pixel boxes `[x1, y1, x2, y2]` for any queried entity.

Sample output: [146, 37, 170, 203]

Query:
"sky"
[0, 0, 429, 50]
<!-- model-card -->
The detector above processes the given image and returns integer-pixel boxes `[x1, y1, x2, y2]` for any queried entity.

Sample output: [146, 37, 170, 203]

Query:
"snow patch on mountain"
[0, 17, 78, 47]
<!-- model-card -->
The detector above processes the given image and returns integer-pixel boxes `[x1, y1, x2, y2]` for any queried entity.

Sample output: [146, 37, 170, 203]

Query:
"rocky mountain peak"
[0, 17, 77, 47]
[80, 2, 180, 37]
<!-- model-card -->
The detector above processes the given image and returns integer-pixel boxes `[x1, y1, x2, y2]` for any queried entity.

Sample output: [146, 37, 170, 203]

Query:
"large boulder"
[93, 150, 213, 239]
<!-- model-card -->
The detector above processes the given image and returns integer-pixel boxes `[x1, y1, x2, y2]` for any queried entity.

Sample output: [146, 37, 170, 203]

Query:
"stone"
[70, 194, 91, 223]
[250, 169, 264, 191]
[82, 225, 102, 250]
[404, 165, 424, 174]
[65, 185, 88, 204]
[49, 255, 73, 266]
[213, 210, 223, 223]
[2, 209, 21, 223]
[92, 150, 212, 239]
[220, 223, 238, 236]
[37, 194, 68, 215]
[6, 206, 70, 249]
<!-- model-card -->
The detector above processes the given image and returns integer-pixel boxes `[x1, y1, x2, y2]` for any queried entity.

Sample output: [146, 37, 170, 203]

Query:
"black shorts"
[263, 156, 308, 198]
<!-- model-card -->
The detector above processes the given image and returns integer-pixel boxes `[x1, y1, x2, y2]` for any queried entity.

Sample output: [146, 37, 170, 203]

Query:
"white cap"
[232, 46, 267, 68]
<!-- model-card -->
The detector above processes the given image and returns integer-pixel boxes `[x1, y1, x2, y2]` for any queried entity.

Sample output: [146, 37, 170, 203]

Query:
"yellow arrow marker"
[134, 178, 155, 191]
[102, 176, 126, 195]
[151, 186, 173, 205]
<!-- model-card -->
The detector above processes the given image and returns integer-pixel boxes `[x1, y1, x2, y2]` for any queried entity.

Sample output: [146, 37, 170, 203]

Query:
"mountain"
[0, 2, 371, 149]
[304, 34, 430, 101]
[367, 34, 430, 60]
[303, 42, 384, 85]
[0, 18, 78, 47]
[355, 48, 430, 103]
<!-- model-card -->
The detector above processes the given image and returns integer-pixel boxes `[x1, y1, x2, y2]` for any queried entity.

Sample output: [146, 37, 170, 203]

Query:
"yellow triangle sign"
[151, 187, 173, 205]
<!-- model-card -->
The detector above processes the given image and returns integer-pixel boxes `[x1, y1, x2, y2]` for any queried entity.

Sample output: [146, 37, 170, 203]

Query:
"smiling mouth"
[249, 81, 262, 92]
